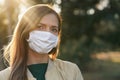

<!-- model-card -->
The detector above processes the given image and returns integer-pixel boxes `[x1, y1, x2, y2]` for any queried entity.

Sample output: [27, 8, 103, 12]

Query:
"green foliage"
[0, 10, 8, 49]
[60, 0, 120, 69]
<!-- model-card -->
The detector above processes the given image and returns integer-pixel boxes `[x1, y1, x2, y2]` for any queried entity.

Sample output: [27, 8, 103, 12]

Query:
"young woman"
[0, 4, 83, 80]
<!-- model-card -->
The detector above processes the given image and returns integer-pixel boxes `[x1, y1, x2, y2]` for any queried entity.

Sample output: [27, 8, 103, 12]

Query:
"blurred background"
[0, 0, 120, 80]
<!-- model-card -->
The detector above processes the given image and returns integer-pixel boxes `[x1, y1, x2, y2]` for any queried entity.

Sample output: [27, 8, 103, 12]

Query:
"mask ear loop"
[48, 35, 58, 60]
[48, 48, 56, 60]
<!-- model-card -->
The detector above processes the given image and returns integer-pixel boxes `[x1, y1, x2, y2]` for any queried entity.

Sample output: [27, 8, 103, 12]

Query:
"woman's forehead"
[39, 14, 59, 27]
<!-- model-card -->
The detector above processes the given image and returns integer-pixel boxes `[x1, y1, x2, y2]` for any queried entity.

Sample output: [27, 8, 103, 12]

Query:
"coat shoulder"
[54, 59, 84, 80]
[0, 67, 10, 80]
[55, 59, 78, 68]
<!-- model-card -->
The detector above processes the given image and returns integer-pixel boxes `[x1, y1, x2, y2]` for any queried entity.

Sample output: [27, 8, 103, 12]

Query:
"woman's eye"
[38, 25, 44, 30]
[39, 26, 43, 29]
[52, 28, 58, 33]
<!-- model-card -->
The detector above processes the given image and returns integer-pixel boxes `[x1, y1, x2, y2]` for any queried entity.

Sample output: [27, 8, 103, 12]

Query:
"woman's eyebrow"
[38, 23, 46, 26]
[39, 23, 58, 28]
[52, 26, 58, 28]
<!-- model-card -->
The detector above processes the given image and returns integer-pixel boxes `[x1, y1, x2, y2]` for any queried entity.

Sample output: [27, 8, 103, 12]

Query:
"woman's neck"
[27, 49, 49, 65]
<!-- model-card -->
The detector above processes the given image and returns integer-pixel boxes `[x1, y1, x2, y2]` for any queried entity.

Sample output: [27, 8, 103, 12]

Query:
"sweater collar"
[27, 58, 55, 80]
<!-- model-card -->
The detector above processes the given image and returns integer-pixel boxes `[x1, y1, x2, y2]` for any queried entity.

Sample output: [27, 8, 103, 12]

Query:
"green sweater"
[28, 63, 48, 80]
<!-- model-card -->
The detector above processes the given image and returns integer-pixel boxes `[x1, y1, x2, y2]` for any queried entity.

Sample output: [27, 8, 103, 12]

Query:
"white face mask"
[27, 30, 58, 54]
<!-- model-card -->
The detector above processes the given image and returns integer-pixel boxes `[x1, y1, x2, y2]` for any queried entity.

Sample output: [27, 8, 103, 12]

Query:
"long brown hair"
[4, 4, 62, 80]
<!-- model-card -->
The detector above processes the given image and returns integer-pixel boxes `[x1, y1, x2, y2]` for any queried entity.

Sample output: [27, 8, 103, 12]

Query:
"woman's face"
[36, 13, 59, 36]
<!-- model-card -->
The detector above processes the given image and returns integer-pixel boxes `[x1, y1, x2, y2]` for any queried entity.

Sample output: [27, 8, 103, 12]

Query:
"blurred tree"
[60, 0, 120, 70]
[0, 0, 19, 70]
[24, 0, 54, 6]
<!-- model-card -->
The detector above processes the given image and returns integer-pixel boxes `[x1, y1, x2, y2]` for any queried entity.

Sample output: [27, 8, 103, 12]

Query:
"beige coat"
[0, 59, 83, 80]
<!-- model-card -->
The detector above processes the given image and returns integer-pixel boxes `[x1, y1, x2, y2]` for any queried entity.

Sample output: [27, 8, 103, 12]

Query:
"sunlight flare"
[0, 0, 4, 5]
